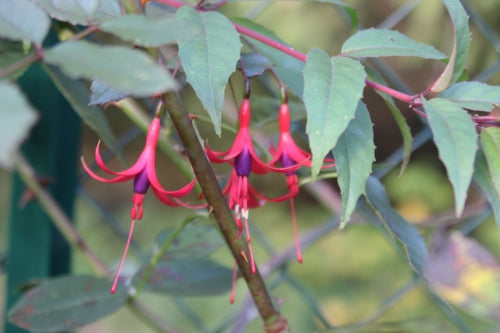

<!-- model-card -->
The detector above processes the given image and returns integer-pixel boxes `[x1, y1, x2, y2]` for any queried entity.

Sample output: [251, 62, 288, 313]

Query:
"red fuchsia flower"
[206, 97, 298, 303]
[81, 102, 196, 294]
[206, 98, 269, 273]
[266, 102, 335, 263]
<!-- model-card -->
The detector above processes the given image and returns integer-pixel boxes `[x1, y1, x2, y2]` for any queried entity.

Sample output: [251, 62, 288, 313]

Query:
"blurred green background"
[3, 0, 500, 332]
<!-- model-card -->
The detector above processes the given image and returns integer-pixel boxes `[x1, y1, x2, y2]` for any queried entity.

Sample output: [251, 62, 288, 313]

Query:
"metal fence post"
[4, 61, 81, 332]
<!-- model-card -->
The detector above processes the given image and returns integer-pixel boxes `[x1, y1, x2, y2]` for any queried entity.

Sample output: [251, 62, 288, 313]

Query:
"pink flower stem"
[150, 0, 417, 106]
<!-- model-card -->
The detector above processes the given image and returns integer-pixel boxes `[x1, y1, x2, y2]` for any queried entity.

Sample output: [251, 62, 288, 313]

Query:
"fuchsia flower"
[206, 98, 271, 275]
[206, 98, 305, 303]
[81, 101, 196, 294]
[266, 103, 335, 263]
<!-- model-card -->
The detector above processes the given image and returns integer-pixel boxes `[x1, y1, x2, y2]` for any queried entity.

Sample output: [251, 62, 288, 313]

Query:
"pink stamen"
[111, 217, 137, 294]
[241, 177, 256, 273]
[289, 197, 302, 263]
[130, 193, 145, 220]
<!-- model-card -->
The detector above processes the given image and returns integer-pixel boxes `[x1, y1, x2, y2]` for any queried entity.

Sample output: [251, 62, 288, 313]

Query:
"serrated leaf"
[481, 127, 500, 200]
[0, 81, 38, 169]
[429, 0, 470, 94]
[44, 40, 177, 98]
[333, 102, 374, 227]
[341, 28, 445, 59]
[89, 80, 129, 105]
[440, 81, 500, 112]
[154, 217, 224, 259]
[426, 232, 500, 322]
[233, 18, 305, 99]
[100, 14, 201, 47]
[303, 48, 366, 177]
[0, 0, 49, 45]
[8, 275, 128, 332]
[134, 258, 232, 296]
[364, 176, 428, 279]
[474, 150, 500, 228]
[33, 0, 121, 25]
[177, 6, 241, 135]
[44, 65, 123, 160]
[423, 98, 477, 216]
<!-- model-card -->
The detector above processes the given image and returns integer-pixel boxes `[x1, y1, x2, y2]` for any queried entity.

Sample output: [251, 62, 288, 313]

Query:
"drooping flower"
[81, 101, 196, 294]
[266, 102, 335, 263]
[206, 98, 270, 274]
[206, 97, 302, 303]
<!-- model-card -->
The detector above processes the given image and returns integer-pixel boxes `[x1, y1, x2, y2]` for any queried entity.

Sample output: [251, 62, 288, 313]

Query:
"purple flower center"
[133, 168, 151, 194]
[281, 152, 297, 176]
[235, 146, 252, 177]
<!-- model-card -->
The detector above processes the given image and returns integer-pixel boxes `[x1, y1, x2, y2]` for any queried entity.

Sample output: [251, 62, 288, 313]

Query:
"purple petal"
[235, 146, 252, 177]
[133, 168, 150, 194]
[281, 152, 297, 176]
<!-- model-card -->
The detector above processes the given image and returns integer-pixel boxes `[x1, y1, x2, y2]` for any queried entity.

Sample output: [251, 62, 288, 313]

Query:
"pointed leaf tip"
[334, 102, 374, 227]
[423, 98, 477, 216]
[429, 0, 470, 94]
[177, 6, 242, 135]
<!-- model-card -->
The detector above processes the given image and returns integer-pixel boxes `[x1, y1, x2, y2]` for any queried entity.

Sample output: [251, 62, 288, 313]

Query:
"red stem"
[149, 0, 416, 106]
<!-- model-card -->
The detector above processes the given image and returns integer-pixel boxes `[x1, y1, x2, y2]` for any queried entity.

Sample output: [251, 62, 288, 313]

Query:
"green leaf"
[33, 0, 121, 25]
[341, 28, 445, 59]
[423, 98, 477, 216]
[440, 81, 500, 112]
[480, 127, 500, 199]
[44, 65, 123, 160]
[100, 14, 201, 47]
[8, 275, 128, 332]
[154, 217, 225, 259]
[52, 0, 99, 20]
[366, 67, 412, 173]
[89, 80, 128, 105]
[0, 40, 31, 80]
[303, 48, 366, 177]
[333, 102, 374, 227]
[474, 150, 500, 228]
[364, 177, 428, 279]
[233, 18, 305, 99]
[240, 53, 273, 78]
[134, 258, 232, 296]
[177, 6, 241, 135]
[0, 0, 50, 45]
[429, 0, 470, 94]
[44, 40, 177, 98]
[426, 232, 500, 322]
[0, 81, 38, 169]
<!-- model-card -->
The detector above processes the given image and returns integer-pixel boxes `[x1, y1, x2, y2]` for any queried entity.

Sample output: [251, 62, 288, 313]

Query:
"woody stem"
[163, 91, 289, 332]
